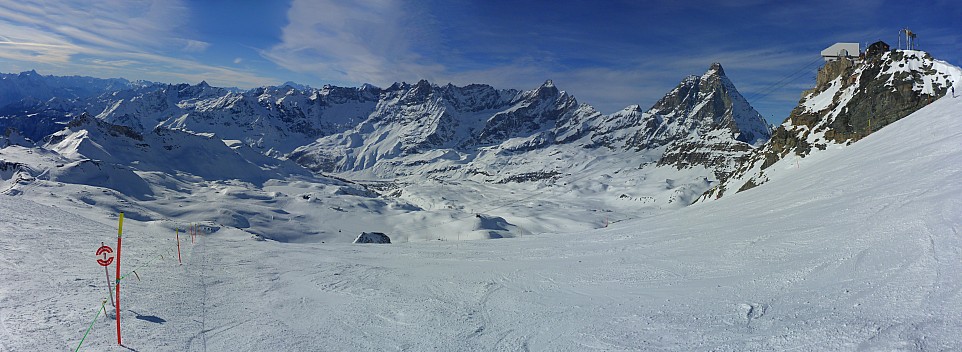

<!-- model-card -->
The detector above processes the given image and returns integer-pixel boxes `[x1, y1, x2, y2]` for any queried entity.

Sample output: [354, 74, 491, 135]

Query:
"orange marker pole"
[115, 212, 123, 345]
[176, 229, 182, 265]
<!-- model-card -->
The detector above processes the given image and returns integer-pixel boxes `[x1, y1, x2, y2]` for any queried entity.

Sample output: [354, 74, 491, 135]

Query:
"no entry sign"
[97, 244, 114, 266]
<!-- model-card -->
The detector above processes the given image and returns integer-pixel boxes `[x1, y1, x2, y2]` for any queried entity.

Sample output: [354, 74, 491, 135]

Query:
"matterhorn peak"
[707, 62, 726, 76]
[533, 79, 560, 98]
[17, 69, 41, 78]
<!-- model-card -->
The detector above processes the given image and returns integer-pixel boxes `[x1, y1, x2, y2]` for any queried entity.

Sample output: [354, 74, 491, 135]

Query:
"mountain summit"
[638, 63, 772, 182]
[648, 63, 771, 147]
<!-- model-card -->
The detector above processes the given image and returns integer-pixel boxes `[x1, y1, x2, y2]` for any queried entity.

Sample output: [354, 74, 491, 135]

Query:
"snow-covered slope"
[1, 111, 526, 242]
[3, 75, 961, 351]
[701, 50, 961, 201]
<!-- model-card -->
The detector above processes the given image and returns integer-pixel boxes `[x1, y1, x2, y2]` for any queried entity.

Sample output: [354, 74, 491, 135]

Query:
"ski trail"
[184, 232, 209, 352]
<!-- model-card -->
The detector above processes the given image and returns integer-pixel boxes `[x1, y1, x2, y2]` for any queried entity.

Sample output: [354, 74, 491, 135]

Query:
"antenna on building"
[898, 28, 918, 50]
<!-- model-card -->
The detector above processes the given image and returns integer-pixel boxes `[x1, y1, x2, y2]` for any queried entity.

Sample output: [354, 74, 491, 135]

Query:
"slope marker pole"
[115, 212, 123, 345]
[104, 246, 114, 307]
[176, 228, 182, 265]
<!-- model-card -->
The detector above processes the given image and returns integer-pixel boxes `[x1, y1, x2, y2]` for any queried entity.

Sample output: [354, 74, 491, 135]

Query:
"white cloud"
[183, 39, 210, 53]
[233, 57, 243, 64]
[0, 0, 271, 87]
[264, 0, 444, 86]
[86, 58, 139, 67]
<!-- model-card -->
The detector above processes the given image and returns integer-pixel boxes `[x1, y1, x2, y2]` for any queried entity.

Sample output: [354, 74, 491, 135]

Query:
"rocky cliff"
[699, 50, 960, 201]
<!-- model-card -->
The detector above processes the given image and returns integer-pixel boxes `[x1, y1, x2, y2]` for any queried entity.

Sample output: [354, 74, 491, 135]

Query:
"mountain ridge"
[2, 63, 769, 215]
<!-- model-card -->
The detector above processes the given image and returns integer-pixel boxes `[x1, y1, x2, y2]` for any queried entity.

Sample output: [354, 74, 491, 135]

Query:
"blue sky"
[0, 0, 959, 124]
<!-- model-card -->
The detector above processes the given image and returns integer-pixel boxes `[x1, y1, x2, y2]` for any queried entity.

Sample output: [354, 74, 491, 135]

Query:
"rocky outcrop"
[354, 232, 391, 244]
[699, 50, 959, 201]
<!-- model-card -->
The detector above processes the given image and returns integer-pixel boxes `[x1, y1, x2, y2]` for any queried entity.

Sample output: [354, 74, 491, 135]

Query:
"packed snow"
[2, 91, 961, 351]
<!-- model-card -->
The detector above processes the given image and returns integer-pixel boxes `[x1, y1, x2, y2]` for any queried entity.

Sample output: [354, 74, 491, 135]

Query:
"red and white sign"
[96, 245, 114, 266]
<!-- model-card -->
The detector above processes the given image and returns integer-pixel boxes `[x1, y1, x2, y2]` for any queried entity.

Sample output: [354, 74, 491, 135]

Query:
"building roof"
[821, 42, 860, 58]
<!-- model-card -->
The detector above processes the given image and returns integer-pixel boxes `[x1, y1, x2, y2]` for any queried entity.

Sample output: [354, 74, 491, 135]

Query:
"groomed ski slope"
[2, 93, 961, 351]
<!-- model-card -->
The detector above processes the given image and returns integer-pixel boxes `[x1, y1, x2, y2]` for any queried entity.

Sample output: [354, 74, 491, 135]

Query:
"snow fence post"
[176, 228, 182, 265]
[115, 212, 123, 346]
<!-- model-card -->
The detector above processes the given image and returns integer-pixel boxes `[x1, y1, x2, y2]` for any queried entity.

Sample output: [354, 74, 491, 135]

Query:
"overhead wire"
[744, 55, 824, 105]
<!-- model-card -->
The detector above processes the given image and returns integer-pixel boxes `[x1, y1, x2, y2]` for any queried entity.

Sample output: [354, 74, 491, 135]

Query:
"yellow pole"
[115, 212, 123, 345]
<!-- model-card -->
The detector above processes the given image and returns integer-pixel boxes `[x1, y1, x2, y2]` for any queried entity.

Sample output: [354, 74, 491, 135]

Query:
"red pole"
[176, 229, 182, 265]
[115, 212, 123, 345]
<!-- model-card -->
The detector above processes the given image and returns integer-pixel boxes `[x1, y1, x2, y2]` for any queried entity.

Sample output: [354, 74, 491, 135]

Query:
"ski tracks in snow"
[183, 233, 209, 352]
[458, 278, 533, 351]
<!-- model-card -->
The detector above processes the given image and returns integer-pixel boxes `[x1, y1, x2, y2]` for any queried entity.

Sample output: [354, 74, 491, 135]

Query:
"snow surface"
[2, 89, 962, 351]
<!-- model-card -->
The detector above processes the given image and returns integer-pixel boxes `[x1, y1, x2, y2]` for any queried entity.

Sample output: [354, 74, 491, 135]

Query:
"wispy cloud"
[182, 40, 210, 53]
[0, 0, 269, 87]
[264, 0, 445, 86]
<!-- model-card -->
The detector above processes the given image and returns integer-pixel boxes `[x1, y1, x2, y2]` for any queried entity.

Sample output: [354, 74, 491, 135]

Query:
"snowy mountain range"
[1, 51, 957, 240]
[291, 63, 771, 184]
[1, 63, 771, 220]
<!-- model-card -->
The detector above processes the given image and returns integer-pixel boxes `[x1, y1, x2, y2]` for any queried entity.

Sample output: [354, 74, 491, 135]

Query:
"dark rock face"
[699, 50, 956, 202]
[658, 139, 755, 181]
[764, 51, 950, 166]
[354, 232, 391, 244]
[797, 51, 946, 146]
[472, 81, 579, 147]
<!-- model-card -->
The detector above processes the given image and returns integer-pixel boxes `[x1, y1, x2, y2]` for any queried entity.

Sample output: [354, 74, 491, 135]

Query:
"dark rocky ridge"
[700, 50, 955, 200]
